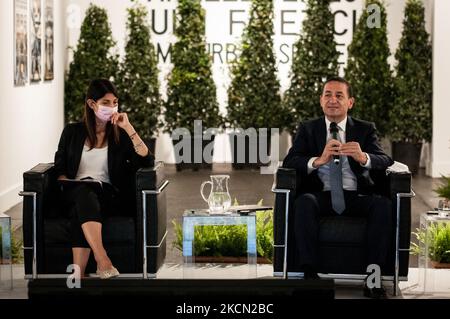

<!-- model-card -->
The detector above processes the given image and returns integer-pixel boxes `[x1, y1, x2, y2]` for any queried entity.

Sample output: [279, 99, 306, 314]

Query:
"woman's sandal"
[96, 266, 120, 279]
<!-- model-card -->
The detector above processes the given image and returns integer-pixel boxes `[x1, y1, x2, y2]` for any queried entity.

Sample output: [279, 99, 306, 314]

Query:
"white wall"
[429, 0, 450, 177]
[0, 0, 65, 213]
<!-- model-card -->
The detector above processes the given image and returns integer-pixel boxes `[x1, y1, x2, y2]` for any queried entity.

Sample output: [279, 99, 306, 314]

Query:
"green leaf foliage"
[283, 0, 340, 133]
[11, 235, 23, 264]
[411, 222, 450, 263]
[345, 0, 393, 136]
[116, 1, 163, 140]
[0, 227, 23, 264]
[227, 0, 282, 130]
[165, 0, 222, 134]
[172, 209, 274, 262]
[434, 176, 450, 200]
[389, 0, 432, 143]
[64, 4, 119, 123]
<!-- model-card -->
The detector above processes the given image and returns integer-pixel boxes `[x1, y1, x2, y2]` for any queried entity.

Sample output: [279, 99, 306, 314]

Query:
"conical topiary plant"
[65, 4, 119, 123]
[345, 0, 393, 136]
[116, 1, 162, 151]
[390, 0, 432, 144]
[165, 0, 222, 170]
[388, 0, 432, 175]
[165, 0, 221, 134]
[283, 0, 340, 134]
[226, 0, 282, 168]
[227, 0, 282, 131]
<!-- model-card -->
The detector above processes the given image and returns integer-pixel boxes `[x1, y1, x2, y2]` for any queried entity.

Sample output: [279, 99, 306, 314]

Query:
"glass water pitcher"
[200, 175, 232, 214]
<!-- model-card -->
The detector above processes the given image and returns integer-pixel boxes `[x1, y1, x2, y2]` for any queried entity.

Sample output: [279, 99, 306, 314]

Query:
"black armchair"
[272, 163, 414, 295]
[19, 162, 169, 279]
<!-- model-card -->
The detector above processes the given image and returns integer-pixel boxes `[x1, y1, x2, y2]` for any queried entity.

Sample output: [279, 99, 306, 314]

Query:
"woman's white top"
[75, 144, 110, 184]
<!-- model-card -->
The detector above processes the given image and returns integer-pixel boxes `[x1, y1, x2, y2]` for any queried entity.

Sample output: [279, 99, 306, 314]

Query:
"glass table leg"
[0, 214, 12, 290]
[247, 216, 257, 278]
[183, 218, 195, 279]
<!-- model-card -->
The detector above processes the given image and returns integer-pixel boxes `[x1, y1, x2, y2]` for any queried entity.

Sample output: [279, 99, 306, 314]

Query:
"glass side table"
[0, 213, 13, 290]
[417, 211, 450, 294]
[182, 209, 257, 279]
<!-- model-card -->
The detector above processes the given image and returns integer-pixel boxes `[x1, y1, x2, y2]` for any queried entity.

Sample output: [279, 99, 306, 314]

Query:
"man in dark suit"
[283, 77, 394, 299]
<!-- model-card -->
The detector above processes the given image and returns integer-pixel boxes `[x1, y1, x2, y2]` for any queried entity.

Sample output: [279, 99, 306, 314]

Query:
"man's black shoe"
[363, 284, 387, 299]
[304, 271, 320, 280]
[302, 265, 320, 280]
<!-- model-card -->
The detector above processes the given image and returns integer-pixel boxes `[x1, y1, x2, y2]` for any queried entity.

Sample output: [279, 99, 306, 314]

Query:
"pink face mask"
[94, 105, 118, 122]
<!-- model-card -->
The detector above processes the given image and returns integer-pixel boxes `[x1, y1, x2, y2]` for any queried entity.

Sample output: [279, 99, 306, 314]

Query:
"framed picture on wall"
[44, 0, 54, 81]
[30, 0, 42, 83]
[14, 0, 28, 86]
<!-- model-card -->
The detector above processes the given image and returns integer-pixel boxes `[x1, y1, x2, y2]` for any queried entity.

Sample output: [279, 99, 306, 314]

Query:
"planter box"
[431, 261, 450, 269]
[195, 256, 272, 264]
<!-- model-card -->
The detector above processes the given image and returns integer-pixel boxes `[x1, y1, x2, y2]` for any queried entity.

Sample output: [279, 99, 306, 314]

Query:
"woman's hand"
[57, 175, 68, 181]
[111, 112, 132, 131]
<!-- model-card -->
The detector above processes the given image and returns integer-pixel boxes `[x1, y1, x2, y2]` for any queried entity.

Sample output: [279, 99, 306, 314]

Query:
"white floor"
[1, 264, 449, 299]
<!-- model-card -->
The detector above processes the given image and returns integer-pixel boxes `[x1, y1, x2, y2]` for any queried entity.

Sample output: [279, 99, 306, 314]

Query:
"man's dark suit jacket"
[54, 122, 154, 202]
[283, 116, 394, 195]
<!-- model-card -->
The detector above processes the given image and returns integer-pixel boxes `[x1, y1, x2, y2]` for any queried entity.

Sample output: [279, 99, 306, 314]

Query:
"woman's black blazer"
[54, 122, 154, 198]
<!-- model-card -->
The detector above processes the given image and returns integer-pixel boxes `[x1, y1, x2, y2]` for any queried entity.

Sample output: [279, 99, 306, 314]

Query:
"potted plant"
[283, 0, 340, 136]
[345, 0, 393, 138]
[172, 208, 274, 263]
[227, 0, 282, 169]
[165, 0, 222, 171]
[411, 222, 450, 268]
[65, 4, 119, 123]
[116, 1, 163, 155]
[410, 176, 450, 268]
[389, 0, 432, 175]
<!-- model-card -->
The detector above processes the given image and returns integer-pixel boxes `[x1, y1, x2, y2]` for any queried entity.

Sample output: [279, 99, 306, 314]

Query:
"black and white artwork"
[44, 0, 54, 81]
[30, 0, 42, 82]
[14, 0, 28, 86]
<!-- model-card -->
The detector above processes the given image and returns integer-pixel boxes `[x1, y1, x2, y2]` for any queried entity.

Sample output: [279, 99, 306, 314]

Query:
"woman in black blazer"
[54, 79, 154, 279]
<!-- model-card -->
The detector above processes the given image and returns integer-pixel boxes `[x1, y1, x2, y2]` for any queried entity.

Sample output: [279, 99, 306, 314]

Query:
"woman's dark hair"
[84, 79, 120, 149]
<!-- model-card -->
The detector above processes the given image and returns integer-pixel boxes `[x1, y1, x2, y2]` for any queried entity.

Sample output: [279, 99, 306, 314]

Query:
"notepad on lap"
[58, 177, 103, 193]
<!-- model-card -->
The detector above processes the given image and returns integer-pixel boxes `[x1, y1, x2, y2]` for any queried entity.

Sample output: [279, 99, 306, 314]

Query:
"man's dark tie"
[329, 123, 345, 214]
[330, 157, 345, 214]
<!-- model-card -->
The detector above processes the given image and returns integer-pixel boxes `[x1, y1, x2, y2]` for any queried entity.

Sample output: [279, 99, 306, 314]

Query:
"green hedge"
[172, 209, 274, 262]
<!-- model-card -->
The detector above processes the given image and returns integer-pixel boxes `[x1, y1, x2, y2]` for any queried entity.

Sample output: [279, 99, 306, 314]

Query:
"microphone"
[329, 122, 340, 165]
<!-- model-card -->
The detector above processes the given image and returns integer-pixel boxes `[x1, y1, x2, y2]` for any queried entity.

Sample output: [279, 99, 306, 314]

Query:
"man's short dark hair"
[322, 76, 353, 98]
